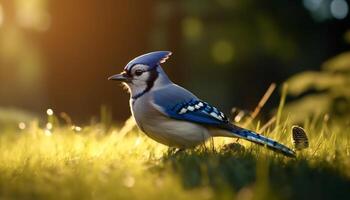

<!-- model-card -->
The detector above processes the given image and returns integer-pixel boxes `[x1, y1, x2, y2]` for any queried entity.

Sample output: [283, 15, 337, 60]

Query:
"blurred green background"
[0, 0, 349, 123]
[0, 2, 349, 199]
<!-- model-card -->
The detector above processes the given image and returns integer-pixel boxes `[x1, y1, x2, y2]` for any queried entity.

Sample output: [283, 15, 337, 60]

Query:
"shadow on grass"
[159, 143, 350, 200]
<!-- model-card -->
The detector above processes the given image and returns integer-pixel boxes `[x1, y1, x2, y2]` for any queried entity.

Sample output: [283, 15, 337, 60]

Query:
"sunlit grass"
[0, 111, 349, 200]
[0, 123, 208, 200]
[0, 84, 349, 199]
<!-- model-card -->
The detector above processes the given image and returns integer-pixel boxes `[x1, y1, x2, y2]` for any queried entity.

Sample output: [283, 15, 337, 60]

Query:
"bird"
[108, 51, 295, 157]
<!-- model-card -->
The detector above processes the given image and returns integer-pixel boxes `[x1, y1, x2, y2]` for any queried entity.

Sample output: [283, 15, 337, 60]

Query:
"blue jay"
[109, 51, 295, 157]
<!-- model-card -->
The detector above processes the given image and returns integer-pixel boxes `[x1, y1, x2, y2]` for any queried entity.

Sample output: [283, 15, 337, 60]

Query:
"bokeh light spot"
[123, 175, 135, 188]
[330, 0, 348, 19]
[182, 17, 203, 40]
[46, 122, 53, 130]
[46, 108, 54, 116]
[44, 129, 52, 136]
[18, 122, 26, 130]
[303, 0, 323, 11]
[71, 126, 82, 132]
[211, 40, 234, 64]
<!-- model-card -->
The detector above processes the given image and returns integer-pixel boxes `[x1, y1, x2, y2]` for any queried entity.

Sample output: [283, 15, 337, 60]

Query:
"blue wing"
[152, 84, 229, 127]
[152, 84, 296, 157]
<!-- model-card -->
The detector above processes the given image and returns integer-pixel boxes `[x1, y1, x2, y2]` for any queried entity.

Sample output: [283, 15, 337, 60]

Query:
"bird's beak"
[108, 72, 130, 82]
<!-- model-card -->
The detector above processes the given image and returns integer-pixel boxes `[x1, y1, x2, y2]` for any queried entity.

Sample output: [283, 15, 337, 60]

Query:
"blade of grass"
[243, 83, 276, 127]
[258, 117, 276, 133]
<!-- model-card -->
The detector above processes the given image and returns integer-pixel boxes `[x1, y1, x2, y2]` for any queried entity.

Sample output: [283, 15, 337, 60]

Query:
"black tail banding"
[228, 125, 296, 157]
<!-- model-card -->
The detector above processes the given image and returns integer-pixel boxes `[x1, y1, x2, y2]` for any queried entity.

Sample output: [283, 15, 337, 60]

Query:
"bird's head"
[108, 51, 172, 99]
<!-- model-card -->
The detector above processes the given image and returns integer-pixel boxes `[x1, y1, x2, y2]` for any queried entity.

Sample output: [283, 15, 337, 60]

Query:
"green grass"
[0, 113, 349, 200]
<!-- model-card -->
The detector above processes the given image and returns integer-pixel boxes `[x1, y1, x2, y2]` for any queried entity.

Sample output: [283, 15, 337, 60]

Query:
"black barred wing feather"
[164, 99, 229, 126]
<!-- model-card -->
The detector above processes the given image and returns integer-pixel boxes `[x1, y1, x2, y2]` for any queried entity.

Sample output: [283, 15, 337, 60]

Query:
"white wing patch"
[175, 101, 228, 122]
[177, 101, 205, 114]
[179, 108, 187, 114]
[187, 106, 195, 111]
[210, 112, 223, 121]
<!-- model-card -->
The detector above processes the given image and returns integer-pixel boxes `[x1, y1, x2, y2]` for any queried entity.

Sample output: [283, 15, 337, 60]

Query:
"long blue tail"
[228, 125, 296, 157]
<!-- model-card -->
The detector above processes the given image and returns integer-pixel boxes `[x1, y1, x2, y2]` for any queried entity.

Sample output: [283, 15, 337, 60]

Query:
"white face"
[124, 64, 152, 96]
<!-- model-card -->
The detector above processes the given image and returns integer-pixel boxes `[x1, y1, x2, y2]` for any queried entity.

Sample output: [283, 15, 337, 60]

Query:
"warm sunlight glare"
[16, 0, 51, 31]
[0, 4, 3, 27]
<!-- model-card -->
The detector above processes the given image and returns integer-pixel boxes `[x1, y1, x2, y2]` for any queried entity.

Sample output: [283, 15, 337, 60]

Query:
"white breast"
[130, 95, 210, 148]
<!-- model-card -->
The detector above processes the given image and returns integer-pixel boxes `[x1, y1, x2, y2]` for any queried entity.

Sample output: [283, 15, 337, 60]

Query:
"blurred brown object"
[292, 126, 309, 150]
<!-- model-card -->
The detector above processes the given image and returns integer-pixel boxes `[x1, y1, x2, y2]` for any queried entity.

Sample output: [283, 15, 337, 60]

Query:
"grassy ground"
[0, 112, 349, 200]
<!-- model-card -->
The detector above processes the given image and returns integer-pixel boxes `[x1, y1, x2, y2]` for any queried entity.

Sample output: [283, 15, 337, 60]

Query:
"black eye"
[134, 70, 143, 76]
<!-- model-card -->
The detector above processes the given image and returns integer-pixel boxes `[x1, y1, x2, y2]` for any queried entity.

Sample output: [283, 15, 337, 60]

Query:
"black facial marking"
[126, 64, 137, 77]
[132, 67, 159, 100]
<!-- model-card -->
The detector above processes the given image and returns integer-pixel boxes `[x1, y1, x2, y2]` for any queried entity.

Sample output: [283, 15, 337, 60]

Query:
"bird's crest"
[125, 51, 172, 71]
